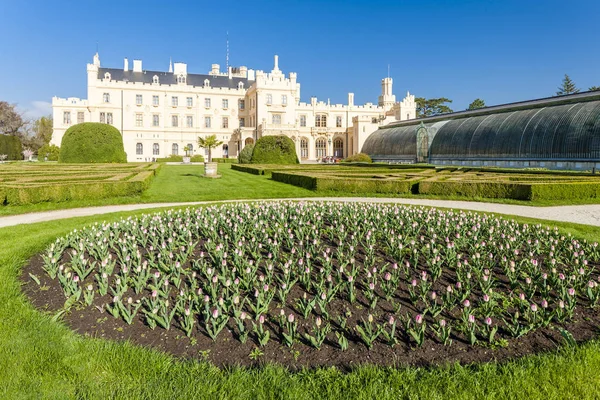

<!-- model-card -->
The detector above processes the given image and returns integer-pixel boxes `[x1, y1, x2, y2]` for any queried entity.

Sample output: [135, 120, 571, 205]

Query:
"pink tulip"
[415, 314, 423, 324]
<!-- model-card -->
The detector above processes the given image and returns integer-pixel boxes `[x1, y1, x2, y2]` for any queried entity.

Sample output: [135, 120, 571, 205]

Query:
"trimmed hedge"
[156, 155, 205, 163]
[271, 172, 413, 194]
[251, 136, 298, 164]
[231, 164, 266, 175]
[212, 158, 237, 164]
[238, 144, 254, 164]
[0, 135, 22, 160]
[530, 182, 600, 200]
[418, 180, 532, 200]
[342, 153, 372, 163]
[59, 123, 127, 163]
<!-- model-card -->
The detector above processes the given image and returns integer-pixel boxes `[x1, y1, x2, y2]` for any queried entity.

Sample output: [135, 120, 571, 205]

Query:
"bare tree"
[0, 101, 26, 136]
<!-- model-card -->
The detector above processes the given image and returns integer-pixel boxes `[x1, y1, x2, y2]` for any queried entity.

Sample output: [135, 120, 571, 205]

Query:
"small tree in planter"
[183, 145, 192, 164]
[197, 135, 224, 177]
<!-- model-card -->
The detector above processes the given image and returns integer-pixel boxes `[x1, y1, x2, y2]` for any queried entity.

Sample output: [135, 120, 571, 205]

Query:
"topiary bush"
[59, 123, 127, 163]
[342, 153, 372, 163]
[250, 136, 298, 164]
[238, 144, 254, 164]
[0, 134, 23, 160]
[37, 144, 60, 161]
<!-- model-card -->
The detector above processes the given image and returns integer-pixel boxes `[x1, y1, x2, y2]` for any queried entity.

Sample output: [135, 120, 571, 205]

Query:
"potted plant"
[197, 134, 224, 177]
[183, 145, 192, 164]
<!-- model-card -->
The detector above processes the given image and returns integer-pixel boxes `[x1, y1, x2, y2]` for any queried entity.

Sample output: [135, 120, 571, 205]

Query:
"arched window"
[153, 75, 159, 84]
[204, 79, 210, 87]
[300, 137, 308, 160]
[333, 138, 343, 158]
[238, 82, 244, 90]
[245, 138, 254, 146]
[177, 74, 186, 84]
[315, 138, 326, 158]
[406, 113, 410, 120]
[186, 143, 193, 154]
[103, 93, 110, 103]
[172, 143, 179, 155]
[104, 72, 111, 80]
[223, 144, 229, 157]
[153, 143, 159, 156]
[315, 114, 327, 127]
[136, 143, 143, 155]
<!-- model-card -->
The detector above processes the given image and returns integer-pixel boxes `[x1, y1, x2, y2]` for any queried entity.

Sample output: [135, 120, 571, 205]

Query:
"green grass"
[1, 205, 600, 399]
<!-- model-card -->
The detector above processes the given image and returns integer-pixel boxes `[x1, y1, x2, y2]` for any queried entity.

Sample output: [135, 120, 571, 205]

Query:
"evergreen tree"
[556, 74, 580, 96]
[468, 98, 486, 110]
[415, 97, 453, 118]
[589, 86, 600, 92]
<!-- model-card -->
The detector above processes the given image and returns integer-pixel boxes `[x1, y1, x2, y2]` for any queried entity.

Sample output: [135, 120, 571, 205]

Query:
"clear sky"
[1, 0, 599, 119]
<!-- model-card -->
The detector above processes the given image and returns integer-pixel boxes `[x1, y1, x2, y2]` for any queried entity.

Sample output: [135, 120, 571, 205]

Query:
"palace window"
[152, 75, 159, 84]
[172, 115, 178, 127]
[222, 117, 229, 129]
[299, 115, 306, 127]
[222, 99, 228, 109]
[336, 116, 343, 127]
[238, 82, 244, 89]
[205, 116, 211, 128]
[172, 143, 179, 155]
[103, 93, 110, 103]
[272, 114, 281, 125]
[136, 113, 143, 127]
[100, 112, 105, 123]
[239, 118, 245, 127]
[107, 113, 113, 125]
[177, 74, 186, 84]
[77, 112, 84, 124]
[104, 72, 111, 80]
[152, 95, 159, 106]
[186, 116, 193, 128]
[136, 94, 143, 105]
[282, 95, 287, 105]
[266, 94, 272, 105]
[153, 143, 160, 155]
[186, 143, 194, 154]
[204, 79, 210, 87]
[300, 137, 308, 159]
[63, 111, 71, 125]
[171, 96, 178, 107]
[205, 98, 211, 108]
[315, 138, 326, 158]
[315, 114, 327, 127]
[239, 99, 245, 110]
[136, 143, 143, 155]
[152, 114, 159, 127]
[186, 97, 193, 107]
[333, 138, 343, 158]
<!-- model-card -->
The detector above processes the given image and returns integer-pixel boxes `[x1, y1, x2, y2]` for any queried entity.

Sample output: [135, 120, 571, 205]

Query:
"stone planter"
[182, 156, 191, 164]
[204, 162, 219, 177]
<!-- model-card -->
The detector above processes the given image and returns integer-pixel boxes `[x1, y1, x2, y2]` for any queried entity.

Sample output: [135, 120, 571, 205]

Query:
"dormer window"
[238, 82, 244, 90]
[152, 75, 159, 84]
[177, 74, 186, 84]
[104, 72, 111, 80]
[204, 79, 210, 87]
[103, 93, 110, 103]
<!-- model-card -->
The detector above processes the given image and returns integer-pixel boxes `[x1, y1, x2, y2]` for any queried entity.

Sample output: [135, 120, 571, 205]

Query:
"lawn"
[2, 204, 600, 399]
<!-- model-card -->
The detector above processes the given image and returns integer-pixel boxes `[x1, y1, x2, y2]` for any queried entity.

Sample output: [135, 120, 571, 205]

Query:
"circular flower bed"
[23, 202, 600, 368]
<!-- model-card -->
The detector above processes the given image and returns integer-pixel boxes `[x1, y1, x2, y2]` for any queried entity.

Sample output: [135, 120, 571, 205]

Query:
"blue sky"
[1, 0, 599, 118]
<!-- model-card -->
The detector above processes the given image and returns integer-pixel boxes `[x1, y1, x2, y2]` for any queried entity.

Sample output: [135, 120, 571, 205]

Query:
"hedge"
[0, 135, 22, 160]
[342, 153, 372, 163]
[530, 182, 600, 200]
[156, 155, 205, 163]
[212, 158, 237, 164]
[37, 144, 60, 161]
[59, 123, 127, 163]
[271, 171, 413, 194]
[231, 165, 267, 175]
[251, 136, 298, 164]
[417, 180, 532, 200]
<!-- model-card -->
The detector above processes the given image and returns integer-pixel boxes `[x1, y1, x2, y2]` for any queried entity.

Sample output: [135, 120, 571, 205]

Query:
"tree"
[468, 98, 486, 110]
[589, 86, 600, 92]
[197, 134, 223, 162]
[415, 97, 453, 118]
[0, 101, 25, 136]
[33, 116, 53, 145]
[59, 123, 127, 163]
[38, 143, 60, 161]
[556, 74, 580, 96]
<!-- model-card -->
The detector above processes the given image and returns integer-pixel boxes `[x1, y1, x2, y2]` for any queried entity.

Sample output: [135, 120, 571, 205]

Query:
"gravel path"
[2, 198, 600, 228]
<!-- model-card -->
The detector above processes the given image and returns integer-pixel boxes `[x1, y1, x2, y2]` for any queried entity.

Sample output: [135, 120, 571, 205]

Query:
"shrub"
[156, 155, 183, 163]
[342, 153, 372, 163]
[59, 123, 127, 163]
[212, 157, 237, 163]
[191, 155, 205, 162]
[250, 136, 298, 164]
[418, 181, 532, 200]
[37, 144, 60, 161]
[271, 171, 413, 194]
[238, 144, 254, 164]
[0, 134, 22, 160]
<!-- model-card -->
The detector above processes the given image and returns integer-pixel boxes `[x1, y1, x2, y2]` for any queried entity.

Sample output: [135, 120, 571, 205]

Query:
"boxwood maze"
[232, 164, 600, 200]
[24, 202, 600, 368]
[0, 163, 160, 205]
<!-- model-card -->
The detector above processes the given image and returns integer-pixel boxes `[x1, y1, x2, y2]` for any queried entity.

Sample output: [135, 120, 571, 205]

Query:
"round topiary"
[250, 135, 298, 164]
[59, 123, 127, 163]
[238, 143, 254, 164]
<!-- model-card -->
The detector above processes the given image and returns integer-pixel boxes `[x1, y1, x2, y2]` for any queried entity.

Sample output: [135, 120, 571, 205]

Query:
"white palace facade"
[52, 53, 416, 162]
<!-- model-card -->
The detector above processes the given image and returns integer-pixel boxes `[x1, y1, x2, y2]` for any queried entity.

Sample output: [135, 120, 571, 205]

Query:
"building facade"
[52, 53, 416, 162]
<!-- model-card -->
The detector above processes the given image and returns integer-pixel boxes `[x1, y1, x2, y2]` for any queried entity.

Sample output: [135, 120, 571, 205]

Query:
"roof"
[98, 67, 250, 89]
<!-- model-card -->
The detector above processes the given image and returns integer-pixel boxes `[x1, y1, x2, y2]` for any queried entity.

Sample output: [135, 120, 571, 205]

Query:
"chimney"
[348, 93, 354, 106]
[124, 58, 129, 72]
[274, 55, 279, 71]
[133, 59, 142, 72]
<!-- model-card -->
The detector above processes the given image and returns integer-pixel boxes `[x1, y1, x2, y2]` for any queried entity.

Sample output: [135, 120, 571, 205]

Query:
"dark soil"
[22, 251, 600, 371]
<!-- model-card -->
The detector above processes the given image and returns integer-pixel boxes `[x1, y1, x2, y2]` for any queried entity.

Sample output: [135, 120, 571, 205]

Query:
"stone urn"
[182, 156, 191, 164]
[204, 162, 218, 177]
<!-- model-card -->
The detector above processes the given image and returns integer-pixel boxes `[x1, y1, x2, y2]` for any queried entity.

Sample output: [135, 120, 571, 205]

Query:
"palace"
[51, 53, 416, 161]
